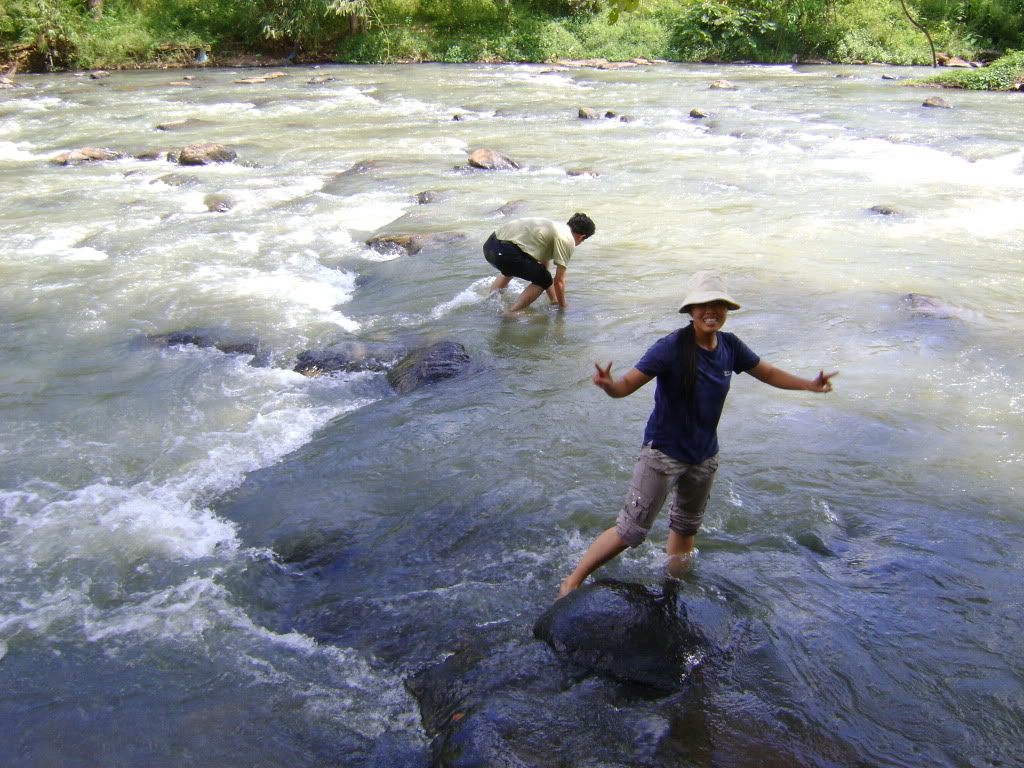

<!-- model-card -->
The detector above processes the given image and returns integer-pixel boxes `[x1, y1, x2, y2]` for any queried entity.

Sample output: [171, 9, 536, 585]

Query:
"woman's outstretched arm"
[592, 362, 654, 398]
[748, 361, 838, 392]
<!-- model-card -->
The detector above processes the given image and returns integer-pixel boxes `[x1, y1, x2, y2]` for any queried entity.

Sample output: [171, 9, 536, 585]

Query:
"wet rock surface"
[534, 580, 709, 691]
[365, 231, 467, 256]
[386, 341, 472, 394]
[176, 142, 238, 165]
[145, 329, 270, 366]
[293, 340, 406, 377]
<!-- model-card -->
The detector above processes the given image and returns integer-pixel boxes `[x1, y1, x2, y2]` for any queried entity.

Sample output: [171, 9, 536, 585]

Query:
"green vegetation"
[908, 48, 1024, 88]
[2, 0, 1022, 79]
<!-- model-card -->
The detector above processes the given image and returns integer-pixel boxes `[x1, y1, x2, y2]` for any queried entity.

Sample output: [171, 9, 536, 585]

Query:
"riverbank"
[4, 0, 1019, 78]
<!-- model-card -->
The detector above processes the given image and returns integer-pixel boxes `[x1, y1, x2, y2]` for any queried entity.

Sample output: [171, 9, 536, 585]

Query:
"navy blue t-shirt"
[634, 329, 760, 464]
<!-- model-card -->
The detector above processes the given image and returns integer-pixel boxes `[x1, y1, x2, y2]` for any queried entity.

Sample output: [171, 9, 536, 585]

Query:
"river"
[0, 61, 1021, 767]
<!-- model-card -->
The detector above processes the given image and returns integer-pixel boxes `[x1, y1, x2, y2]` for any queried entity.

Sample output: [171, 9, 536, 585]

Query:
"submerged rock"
[155, 118, 216, 131]
[488, 200, 528, 217]
[293, 341, 406, 378]
[902, 292, 977, 321]
[710, 79, 737, 90]
[534, 580, 708, 691]
[868, 204, 905, 216]
[365, 231, 467, 256]
[146, 330, 270, 366]
[203, 193, 234, 212]
[321, 159, 385, 195]
[415, 189, 450, 205]
[386, 341, 472, 394]
[151, 173, 200, 187]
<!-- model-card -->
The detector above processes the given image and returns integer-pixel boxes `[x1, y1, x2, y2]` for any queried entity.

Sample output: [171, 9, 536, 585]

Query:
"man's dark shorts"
[483, 233, 553, 290]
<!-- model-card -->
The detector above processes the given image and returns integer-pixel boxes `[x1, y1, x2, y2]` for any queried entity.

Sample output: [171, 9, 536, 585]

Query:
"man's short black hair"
[567, 212, 596, 239]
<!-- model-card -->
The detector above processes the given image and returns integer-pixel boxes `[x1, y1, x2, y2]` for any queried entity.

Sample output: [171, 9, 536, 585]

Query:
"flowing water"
[0, 61, 1022, 767]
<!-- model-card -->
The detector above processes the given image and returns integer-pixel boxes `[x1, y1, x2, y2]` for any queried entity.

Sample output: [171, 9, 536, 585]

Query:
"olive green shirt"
[494, 217, 576, 269]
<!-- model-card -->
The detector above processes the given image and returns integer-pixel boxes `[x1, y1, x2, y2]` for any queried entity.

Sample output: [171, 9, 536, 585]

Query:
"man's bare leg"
[490, 274, 512, 293]
[506, 283, 546, 313]
[665, 530, 695, 578]
[558, 526, 629, 598]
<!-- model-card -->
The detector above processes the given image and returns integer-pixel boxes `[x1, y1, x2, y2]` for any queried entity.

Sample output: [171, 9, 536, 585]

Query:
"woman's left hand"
[811, 370, 839, 392]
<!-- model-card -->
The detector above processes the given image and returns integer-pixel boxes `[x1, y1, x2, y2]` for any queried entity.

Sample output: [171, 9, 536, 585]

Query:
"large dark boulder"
[293, 340, 406, 378]
[534, 580, 708, 691]
[386, 341, 472, 394]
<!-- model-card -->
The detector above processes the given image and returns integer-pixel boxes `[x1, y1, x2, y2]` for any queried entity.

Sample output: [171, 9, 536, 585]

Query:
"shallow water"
[0, 61, 1022, 767]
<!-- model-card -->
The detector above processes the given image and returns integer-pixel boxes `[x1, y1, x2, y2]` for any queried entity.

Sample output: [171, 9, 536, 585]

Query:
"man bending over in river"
[483, 213, 596, 313]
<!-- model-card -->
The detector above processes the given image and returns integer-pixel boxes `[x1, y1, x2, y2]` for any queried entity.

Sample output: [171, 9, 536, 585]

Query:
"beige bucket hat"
[678, 270, 741, 314]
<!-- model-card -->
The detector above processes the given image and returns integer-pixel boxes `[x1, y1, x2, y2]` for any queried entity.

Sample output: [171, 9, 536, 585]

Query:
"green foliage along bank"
[908, 49, 1024, 89]
[2, 0, 1023, 75]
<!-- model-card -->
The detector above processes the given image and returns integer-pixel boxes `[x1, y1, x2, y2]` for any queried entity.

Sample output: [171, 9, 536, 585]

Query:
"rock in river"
[176, 142, 238, 165]
[465, 148, 520, 170]
[386, 341, 472, 394]
[365, 231, 467, 256]
[534, 579, 709, 691]
[293, 340, 406, 378]
[50, 147, 126, 166]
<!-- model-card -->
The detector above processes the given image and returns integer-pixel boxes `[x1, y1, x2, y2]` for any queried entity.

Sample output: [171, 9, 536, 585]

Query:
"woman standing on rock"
[559, 271, 837, 597]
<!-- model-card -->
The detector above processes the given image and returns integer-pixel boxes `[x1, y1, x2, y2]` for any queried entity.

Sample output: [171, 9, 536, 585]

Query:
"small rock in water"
[177, 142, 237, 165]
[488, 200, 528, 217]
[415, 189, 448, 204]
[710, 79, 737, 90]
[365, 231, 467, 257]
[156, 118, 216, 131]
[204, 193, 234, 213]
[465, 148, 520, 170]
[151, 173, 200, 187]
[922, 96, 952, 109]
[868, 204, 904, 216]
[50, 147, 125, 165]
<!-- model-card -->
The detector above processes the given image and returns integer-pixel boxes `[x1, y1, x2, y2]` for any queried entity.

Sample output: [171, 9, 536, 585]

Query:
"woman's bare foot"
[557, 576, 581, 599]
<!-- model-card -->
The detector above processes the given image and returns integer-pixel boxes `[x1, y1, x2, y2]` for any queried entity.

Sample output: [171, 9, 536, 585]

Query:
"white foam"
[327, 191, 411, 231]
[431, 279, 494, 319]
[65, 245, 110, 261]
[0, 140, 37, 160]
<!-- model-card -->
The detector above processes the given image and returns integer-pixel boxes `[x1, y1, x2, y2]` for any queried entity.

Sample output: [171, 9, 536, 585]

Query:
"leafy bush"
[909, 48, 1024, 88]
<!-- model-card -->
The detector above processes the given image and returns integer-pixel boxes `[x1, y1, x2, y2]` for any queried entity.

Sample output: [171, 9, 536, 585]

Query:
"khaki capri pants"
[616, 444, 719, 547]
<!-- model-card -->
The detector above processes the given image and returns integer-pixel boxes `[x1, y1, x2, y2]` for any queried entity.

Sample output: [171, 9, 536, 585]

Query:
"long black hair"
[675, 322, 699, 407]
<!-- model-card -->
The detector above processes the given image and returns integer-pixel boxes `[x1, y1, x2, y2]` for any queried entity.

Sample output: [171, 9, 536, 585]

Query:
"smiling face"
[688, 300, 729, 335]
